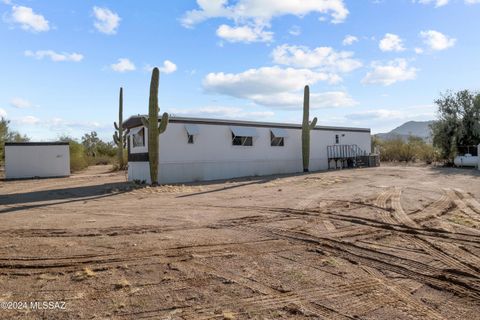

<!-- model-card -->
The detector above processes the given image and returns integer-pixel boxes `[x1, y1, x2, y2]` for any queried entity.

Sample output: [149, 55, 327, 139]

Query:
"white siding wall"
[5, 144, 70, 179]
[128, 122, 371, 184]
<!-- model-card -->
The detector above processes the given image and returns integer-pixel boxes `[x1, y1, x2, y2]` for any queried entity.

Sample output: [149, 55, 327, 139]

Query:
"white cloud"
[14, 115, 40, 125]
[216, 24, 273, 43]
[24, 50, 84, 62]
[419, 30, 456, 51]
[159, 60, 177, 74]
[252, 91, 358, 108]
[414, 47, 424, 54]
[415, 0, 449, 7]
[379, 33, 405, 52]
[362, 59, 417, 86]
[288, 25, 301, 36]
[204, 66, 339, 98]
[203, 66, 356, 108]
[169, 106, 274, 119]
[272, 44, 362, 73]
[345, 109, 404, 121]
[416, 0, 480, 5]
[181, 0, 349, 27]
[8, 5, 50, 32]
[0, 108, 7, 118]
[182, 0, 348, 42]
[342, 35, 358, 46]
[111, 58, 136, 72]
[144, 60, 178, 74]
[92, 6, 120, 35]
[10, 97, 32, 108]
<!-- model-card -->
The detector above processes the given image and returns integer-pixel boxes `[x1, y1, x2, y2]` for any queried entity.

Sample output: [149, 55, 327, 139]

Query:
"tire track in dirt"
[374, 188, 398, 225]
[359, 265, 445, 320]
[0, 239, 285, 274]
[411, 193, 453, 223]
[235, 224, 480, 300]
[390, 187, 418, 227]
[446, 189, 480, 222]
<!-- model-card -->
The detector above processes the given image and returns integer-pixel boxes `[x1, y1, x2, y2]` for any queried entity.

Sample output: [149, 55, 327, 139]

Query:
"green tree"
[0, 117, 29, 163]
[431, 90, 480, 163]
[81, 131, 101, 157]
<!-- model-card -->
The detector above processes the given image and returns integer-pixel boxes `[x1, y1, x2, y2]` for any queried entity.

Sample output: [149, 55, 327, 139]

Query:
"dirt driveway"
[0, 165, 480, 319]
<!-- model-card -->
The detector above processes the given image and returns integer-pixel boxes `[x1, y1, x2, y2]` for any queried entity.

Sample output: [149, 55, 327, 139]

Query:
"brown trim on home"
[128, 152, 149, 162]
[5, 142, 69, 146]
[123, 116, 371, 133]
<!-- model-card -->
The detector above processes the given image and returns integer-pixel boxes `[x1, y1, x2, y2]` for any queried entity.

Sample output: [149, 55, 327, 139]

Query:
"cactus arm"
[309, 117, 318, 129]
[158, 112, 169, 134]
[114, 131, 119, 141]
[141, 117, 149, 128]
[114, 121, 119, 130]
[113, 134, 119, 144]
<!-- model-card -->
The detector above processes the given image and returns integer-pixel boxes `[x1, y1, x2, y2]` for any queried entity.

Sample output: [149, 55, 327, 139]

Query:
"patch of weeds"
[72, 267, 96, 281]
[114, 278, 131, 290]
[222, 311, 235, 319]
[37, 273, 58, 281]
[321, 257, 339, 267]
[448, 215, 476, 228]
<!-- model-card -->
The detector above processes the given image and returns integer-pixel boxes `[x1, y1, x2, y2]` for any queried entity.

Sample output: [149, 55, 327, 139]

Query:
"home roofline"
[123, 115, 371, 133]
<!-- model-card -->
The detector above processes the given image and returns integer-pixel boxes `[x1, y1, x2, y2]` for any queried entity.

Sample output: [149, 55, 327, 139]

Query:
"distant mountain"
[375, 121, 434, 142]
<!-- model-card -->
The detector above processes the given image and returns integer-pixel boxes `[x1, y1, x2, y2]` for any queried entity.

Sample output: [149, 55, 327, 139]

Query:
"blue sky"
[1, 0, 479, 141]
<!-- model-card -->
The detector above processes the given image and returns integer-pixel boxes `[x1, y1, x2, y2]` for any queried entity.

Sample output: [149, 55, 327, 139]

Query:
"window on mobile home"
[270, 128, 287, 146]
[132, 128, 145, 147]
[230, 126, 257, 146]
[232, 133, 253, 146]
[185, 124, 199, 144]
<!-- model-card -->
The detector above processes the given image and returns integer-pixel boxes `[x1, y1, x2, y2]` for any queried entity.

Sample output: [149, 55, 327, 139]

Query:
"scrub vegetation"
[373, 89, 480, 165]
[0, 118, 29, 164]
[59, 132, 119, 172]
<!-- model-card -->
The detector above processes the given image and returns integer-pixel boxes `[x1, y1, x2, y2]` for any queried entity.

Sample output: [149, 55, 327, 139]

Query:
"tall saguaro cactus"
[113, 87, 129, 169]
[141, 67, 169, 185]
[302, 85, 318, 172]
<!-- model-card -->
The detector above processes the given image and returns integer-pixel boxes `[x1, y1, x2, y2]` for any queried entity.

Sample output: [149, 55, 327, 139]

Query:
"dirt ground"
[1, 165, 480, 320]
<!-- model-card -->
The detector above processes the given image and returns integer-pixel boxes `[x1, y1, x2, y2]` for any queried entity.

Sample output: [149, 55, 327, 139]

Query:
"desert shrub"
[69, 140, 89, 172]
[377, 136, 438, 164]
[59, 136, 88, 172]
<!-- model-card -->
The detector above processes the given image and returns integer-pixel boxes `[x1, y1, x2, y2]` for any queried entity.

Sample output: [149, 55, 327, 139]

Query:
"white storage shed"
[5, 142, 70, 180]
[124, 116, 372, 184]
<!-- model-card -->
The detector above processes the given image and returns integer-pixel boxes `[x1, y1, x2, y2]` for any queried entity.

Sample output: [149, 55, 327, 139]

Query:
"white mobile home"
[124, 116, 372, 184]
[5, 142, 70, 180]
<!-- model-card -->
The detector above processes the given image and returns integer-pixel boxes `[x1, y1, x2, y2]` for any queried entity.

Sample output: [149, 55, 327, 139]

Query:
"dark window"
[270, 132, 284, 147]
[132, 128, 145, 147]
[335, 134, 339, 144]
[187, 134, 194, 144]
[232, 133, 253, 146]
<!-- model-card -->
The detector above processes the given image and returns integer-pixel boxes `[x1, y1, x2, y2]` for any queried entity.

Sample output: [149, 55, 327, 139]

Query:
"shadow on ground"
[0, 182, 132, 213]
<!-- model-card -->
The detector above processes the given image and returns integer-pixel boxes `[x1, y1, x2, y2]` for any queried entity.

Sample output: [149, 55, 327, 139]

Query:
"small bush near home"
[373, 136, 438, 164]
[59, 131, 122, 172]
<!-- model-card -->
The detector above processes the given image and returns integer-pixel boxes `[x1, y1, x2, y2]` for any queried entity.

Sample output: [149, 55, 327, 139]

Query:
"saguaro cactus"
[141, 67, 169, 185]
[113, 87, 129, 169]
[302, 85, 318, 172]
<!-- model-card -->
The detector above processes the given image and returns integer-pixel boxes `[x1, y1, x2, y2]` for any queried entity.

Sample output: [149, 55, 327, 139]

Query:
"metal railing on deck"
[327, 144, 367, 159]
